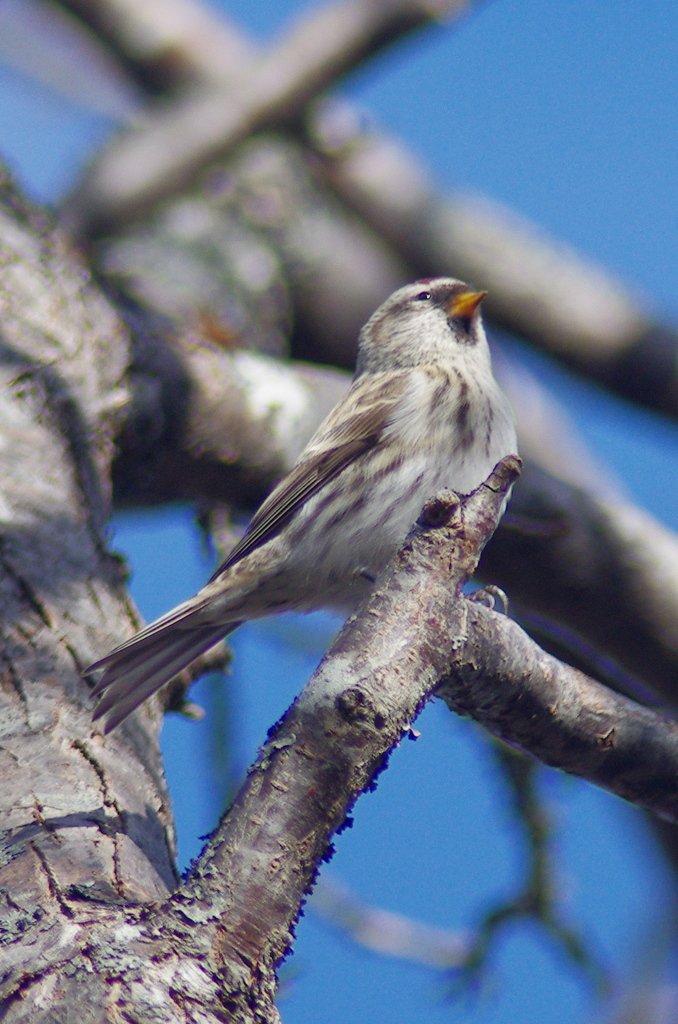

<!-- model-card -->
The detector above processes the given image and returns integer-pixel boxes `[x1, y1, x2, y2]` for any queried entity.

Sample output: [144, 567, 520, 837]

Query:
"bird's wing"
[209, 372, 407, 581]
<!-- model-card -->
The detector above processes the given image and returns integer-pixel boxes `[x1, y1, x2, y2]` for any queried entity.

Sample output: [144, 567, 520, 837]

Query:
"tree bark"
[0, 170, 178, 1012]
[3, 183, 678, 1017]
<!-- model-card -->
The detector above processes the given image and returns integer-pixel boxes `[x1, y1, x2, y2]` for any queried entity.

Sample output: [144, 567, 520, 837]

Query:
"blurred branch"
[312, 744, 606, 991]
[160, 640, 231, 720]
[142, 462, 519, 1021]
[0, 0, 141, 119]
[61, 0, 474, 235]
[112, 304, 350, 507]
[54, 0, 678, 416]
[311, 876, 470, 968]
[448, 742, 607, 993]
[312, 106, 678, 404]
[95, 137, 409, 367]
[54, 0, 256, 93]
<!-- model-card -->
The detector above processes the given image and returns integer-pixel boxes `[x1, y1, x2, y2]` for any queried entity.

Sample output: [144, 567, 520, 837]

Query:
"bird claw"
[470, 584, 509, 614]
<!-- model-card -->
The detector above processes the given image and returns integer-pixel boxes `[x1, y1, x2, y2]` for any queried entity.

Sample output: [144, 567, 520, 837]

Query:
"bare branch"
[480, 463, 678, 709]
[437, 604, 678, 823]
[311, 875, 470, 968]
[113, 311, 350, 507]
[311, 103, 678, 416]
[0, 0, 141, 119]
[55, 0, 256, 93]
[448, 742, 607, 993]
[125, 459, 520, 1021]
[61, 0, 474, 235]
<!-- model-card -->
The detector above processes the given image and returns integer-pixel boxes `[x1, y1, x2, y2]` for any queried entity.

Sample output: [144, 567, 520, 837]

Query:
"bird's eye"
[414, 291, 431, 301]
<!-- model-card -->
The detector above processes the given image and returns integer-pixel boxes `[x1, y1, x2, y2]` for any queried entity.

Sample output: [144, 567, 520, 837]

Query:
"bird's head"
[355, 277, 489, 376]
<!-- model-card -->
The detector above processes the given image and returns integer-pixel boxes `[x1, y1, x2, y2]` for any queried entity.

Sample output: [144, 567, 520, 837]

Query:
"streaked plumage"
[88, 278, 517, 731]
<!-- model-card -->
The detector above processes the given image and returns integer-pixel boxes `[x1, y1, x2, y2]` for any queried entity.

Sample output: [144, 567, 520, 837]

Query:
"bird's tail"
[87, 613, 239, 733]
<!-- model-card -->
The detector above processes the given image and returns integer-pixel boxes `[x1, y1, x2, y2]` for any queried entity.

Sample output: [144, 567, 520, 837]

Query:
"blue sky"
[2, 1, 678, 1022]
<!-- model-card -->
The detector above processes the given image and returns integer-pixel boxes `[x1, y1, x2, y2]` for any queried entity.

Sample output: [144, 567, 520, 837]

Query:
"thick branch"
[50, 454, 678, 1021]
[0, 170, 180, 1015]
[129, 458, 521, 1021]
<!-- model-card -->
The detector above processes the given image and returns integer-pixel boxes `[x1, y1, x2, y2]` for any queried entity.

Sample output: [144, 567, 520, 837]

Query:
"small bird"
[88, 278, 517, 731]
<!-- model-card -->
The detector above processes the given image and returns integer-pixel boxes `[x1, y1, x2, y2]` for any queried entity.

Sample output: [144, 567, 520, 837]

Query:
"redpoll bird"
[88, 278, 517, 731]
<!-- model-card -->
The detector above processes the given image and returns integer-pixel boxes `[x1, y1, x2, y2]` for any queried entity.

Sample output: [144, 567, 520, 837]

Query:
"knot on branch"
[418, 490, 461, 528]
[335, 688, 385, 729]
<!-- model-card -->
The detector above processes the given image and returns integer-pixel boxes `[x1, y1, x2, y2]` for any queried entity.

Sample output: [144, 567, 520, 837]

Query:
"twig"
[311, 875, 470, 968]
[446, 741, 608, 994]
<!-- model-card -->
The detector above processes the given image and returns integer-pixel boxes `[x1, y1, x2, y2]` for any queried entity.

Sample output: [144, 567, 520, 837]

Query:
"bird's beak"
[446, 290, 487, 319]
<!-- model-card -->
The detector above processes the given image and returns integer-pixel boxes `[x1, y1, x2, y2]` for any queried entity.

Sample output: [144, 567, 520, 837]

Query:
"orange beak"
[446, 290, 487, 319]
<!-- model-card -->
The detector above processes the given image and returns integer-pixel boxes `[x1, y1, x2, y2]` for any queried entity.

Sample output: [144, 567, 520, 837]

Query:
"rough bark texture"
[437, 605, 678, 823]
[2, 186, 678, 1017]
[0, 171, 178, 1013]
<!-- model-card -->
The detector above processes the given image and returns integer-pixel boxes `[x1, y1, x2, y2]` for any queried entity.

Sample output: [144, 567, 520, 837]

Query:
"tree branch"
[312, 108, 675, 397]
[311, 875, 469, 968]
[112, 307, 350, 507]
[480, 463, 678, 709]
[55, 0, 678, 418]
[436, 604, 678, 824]
[109, 459, 520, 1022]
[61, 0, 474, 235]
[0, 169, 180, 1013]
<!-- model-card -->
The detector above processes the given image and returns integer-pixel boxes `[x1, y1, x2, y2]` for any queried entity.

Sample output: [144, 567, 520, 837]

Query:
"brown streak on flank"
[429, 373, 451, 413]
[456, 399, 471, 434]
[485, 403, 494, 456]
[325, 492, 368, 529]
[368, 452, 403, 485]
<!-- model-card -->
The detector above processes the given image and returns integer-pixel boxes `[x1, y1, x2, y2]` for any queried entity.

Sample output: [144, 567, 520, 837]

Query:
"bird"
[87, 277, 517, 731]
